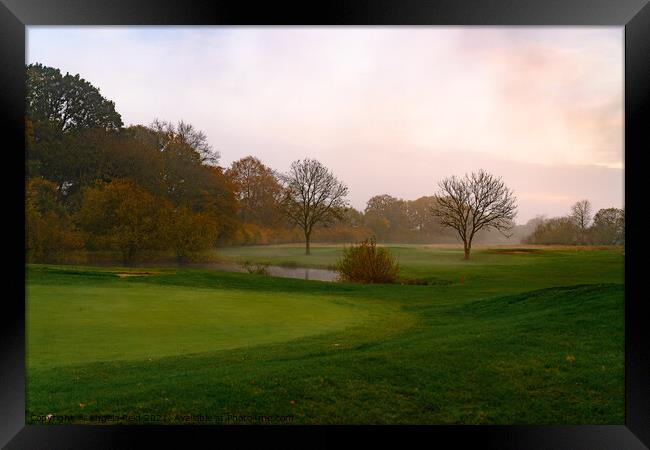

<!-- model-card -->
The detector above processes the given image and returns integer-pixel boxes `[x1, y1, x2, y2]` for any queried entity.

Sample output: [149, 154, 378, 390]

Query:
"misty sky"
[27, 26, 624, 224]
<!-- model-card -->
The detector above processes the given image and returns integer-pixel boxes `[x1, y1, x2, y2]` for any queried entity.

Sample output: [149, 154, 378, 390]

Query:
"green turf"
[26, 274, 382, 369]
[26, 245, 624, 425]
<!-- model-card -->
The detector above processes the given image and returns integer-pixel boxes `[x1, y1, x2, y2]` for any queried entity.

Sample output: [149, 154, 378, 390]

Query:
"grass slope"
[26, 246, 624, 424]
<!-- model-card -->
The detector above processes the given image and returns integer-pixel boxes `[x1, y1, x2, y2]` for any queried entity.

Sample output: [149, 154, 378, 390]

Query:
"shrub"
[335, 237, 399, 283]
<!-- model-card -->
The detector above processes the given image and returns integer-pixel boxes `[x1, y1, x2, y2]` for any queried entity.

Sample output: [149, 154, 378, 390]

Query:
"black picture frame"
[1, 1, 648, 448]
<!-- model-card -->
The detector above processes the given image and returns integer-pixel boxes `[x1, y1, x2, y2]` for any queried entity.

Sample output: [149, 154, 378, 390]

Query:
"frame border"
[1, 1, 648, 448]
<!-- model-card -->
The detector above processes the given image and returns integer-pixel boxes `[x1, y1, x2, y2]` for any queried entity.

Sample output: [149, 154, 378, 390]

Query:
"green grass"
[26, 245, 624, 424]
[26, 273, 382, 369]
[218, 244, 345, 269]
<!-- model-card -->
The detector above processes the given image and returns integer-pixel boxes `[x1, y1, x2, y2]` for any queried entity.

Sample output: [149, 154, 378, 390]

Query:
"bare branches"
[570, 199, 593, 244]
[280, 158, 349, 254]
[570, 199, 592, 230]
[150, 119, 221, 165]
[432, 170, 517, 259]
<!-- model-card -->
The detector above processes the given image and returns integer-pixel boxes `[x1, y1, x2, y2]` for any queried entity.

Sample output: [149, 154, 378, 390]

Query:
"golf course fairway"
[26, 245, 624, 425]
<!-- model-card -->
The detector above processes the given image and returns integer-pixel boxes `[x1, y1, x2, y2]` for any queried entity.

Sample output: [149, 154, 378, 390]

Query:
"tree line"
[26, 63, 237, 263]
[524, 200, 624, 246]
[25, 63, 623, 263]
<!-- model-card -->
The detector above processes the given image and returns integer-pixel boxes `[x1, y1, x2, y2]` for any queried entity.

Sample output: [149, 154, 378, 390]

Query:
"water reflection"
[265, 265, 338, 282]
[192, 262, 338, 282]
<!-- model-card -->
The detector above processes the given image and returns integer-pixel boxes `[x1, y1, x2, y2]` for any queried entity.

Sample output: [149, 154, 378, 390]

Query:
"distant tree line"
[524, 200, 624, 245]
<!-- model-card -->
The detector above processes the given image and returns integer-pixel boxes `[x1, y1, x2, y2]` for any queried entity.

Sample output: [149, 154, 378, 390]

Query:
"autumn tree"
[361, 195, 455, 243]
[26, 63, 125, 208]
[226, 156, 284, 226]
[161, 206, 221, 262]
[405, 196, 454, 242]
[151, 119, 220, 167]
[24, 63, 240, 262]
[26, 178, 83, 261]
[432, 170, 517, 259]
[364, 195, 410, 242]
[113, 123, 235, 228]
[144, 121, 238, 238]
[27, 126, 164, 212]
[77, 179, 168, 264]
[405, 196, 436, 233]
[26, 63, 123, 132]
[106, 125, 166, 196]
[25, 117, 38, 178]
[311, 207, 372, 244]
[571, 199, 593, 244]
[180, 165, 239, 244]
[280, 158, 349, 255]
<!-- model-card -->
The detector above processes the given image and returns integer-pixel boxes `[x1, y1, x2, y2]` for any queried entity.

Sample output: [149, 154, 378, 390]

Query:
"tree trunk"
[124, 246, 136, 266]
[176, 250, 186, 265]
[463, 241, 471, 260]
[305, 231, 311, 255]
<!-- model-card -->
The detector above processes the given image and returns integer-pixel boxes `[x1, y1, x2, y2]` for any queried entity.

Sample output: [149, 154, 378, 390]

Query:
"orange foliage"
[26, 178, 84, 262]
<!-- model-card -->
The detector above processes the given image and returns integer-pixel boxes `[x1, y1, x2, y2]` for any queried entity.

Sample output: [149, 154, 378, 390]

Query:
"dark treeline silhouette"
[25, 64, 623, 264]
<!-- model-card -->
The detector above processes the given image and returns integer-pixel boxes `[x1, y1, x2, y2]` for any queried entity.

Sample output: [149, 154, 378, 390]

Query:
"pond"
[265, 265, 339, 282]
[81, 259, 340, 282]
[190, 262, 339, 282]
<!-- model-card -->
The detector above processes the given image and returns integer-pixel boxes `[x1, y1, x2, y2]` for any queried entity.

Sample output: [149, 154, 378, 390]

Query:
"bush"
[335, 237, 399, 284]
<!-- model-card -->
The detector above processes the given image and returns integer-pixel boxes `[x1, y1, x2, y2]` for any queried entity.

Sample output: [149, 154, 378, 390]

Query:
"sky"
[26, 26, 624, 224]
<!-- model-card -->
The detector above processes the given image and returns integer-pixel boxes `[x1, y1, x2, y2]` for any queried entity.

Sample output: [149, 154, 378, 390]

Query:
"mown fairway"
[26, 245, 624, 424]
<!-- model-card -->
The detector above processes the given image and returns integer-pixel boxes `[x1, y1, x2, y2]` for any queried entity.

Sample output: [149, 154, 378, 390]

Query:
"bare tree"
[150, 119, 221, 166]
[432, 170, 517, 259]
[571, 199, 592, 244]
[280, 158, 349, 255]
